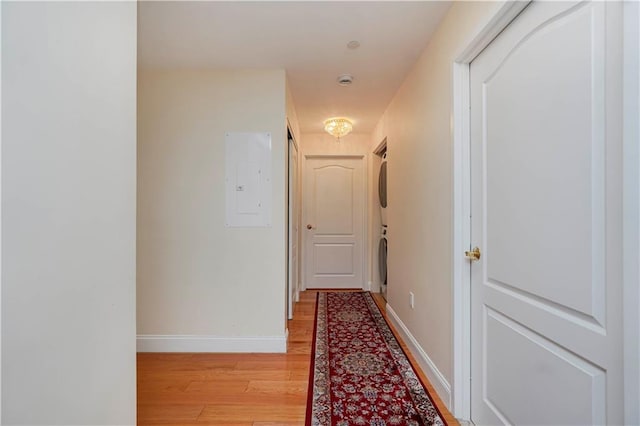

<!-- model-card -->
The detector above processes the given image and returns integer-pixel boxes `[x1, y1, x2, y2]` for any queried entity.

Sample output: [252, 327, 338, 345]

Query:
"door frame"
[451, 1, 640, 423]
[451, 2, 530, 419]
[301, 154, 367, 291]
[0, 2, 4, 417]
[622, 2, 640, 424]
[287, 129, 300, 320]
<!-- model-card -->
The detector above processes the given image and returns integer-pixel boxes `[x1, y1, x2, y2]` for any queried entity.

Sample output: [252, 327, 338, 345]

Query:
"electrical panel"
[225, 132, 272, 227]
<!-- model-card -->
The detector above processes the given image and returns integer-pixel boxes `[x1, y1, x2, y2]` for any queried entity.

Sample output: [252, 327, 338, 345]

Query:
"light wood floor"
[137, 290, 458, 425]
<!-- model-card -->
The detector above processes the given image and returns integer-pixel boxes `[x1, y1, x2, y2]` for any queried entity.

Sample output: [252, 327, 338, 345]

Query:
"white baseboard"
[137, 334, 287, 353]
[366, 281, 372, 291]
[385, 305, 452, 409]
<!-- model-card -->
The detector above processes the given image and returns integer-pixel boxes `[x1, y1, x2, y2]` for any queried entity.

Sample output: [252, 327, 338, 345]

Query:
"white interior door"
[288, 138, 299, 319]
[303, 156, 364, 289]
[470, 1, 623, 424]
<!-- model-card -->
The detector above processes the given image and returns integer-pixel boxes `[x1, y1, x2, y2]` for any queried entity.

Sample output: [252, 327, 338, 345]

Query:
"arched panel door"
[303, 156, 365, 289]
[470, 2, 623, 424]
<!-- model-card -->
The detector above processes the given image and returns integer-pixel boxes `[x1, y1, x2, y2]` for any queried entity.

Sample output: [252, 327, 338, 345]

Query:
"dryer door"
[378, 161, 387, 208]
[378, 237, 387, 285]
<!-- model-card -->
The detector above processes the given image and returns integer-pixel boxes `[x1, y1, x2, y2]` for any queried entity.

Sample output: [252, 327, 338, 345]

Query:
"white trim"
[363, 154, 369, 294]
[451, 1, 530, 421]
[287, 125, 302, 315]
[287, 132, 299, 320]
[286, 117, 299, 152]
[451, 61, 472, 421]
[386, 305, 451, 409]
[136, 334, 287, 353]
[623, 2, 640, 425]
[373, 137, 387, 156]
[0, 1, 4, 418]
[456, 2, 529, 63]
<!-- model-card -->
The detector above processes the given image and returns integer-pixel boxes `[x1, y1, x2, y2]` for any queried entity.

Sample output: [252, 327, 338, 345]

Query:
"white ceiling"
[138, 1, 452, 134]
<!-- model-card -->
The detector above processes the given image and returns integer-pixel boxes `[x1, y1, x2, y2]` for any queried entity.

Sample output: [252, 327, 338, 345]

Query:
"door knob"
[307, 224, 314, 230]
[464, 247, 481, 261]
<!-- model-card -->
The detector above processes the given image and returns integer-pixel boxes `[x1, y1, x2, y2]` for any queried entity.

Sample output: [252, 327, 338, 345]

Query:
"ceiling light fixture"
[337, 74, 354, 86]
[347, 40, 361, 49]
[324, 117, 353, 139]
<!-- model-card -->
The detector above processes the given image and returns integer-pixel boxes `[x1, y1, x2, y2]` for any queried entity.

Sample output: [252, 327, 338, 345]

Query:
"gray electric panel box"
[225, 132, 272, 227]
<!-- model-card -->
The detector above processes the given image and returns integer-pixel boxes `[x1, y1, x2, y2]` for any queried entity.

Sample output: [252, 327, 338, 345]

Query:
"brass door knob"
[464, 247, 481, 261]
[307, 224, 314, 230]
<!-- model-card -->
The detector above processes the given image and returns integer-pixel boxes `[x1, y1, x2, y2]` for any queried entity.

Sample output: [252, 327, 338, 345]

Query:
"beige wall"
[137, 69, 287, 348]
[2, 2, 137, 424]
[370, 0, 502, 400]
[301, 132, 371, 156]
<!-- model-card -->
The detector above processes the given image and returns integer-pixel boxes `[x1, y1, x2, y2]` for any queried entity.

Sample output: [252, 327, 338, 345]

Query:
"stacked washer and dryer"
[378, 152, 388, 300]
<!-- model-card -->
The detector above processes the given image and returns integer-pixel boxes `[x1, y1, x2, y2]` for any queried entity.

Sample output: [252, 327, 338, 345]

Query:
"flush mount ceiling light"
[337, 74, 354, 86]
[324, 117, 353, 139]
[347, 40, 361, 49]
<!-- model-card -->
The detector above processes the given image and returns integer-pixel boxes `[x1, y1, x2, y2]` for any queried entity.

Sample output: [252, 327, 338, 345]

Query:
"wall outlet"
[409, 292, 415, 309]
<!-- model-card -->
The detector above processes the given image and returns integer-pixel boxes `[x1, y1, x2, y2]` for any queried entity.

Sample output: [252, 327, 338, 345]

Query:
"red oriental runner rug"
[306, 291, 446, 426]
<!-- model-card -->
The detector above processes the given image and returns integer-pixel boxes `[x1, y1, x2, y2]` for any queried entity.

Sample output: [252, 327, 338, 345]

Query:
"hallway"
[137, 291, 456, 425]
[2, 2, 638, 424]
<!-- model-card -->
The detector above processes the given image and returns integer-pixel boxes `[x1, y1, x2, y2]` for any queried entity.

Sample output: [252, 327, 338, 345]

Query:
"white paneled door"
[470, 1, 623, 425]
[303, 156, 364, 289]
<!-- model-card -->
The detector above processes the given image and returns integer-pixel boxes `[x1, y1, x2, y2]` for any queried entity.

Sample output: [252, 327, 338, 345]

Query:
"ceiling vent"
[337, 74, 354, 86]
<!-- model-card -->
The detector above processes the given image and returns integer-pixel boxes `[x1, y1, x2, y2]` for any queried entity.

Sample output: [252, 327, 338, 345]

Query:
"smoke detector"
[337, 74, 354, 86]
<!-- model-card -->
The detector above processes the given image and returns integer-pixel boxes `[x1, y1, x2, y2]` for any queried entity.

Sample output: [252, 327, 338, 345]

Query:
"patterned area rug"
[306, 292, 446, 426]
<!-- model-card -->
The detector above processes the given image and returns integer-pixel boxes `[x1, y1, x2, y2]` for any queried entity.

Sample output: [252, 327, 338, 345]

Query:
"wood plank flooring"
[137, 290, 458, 425]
